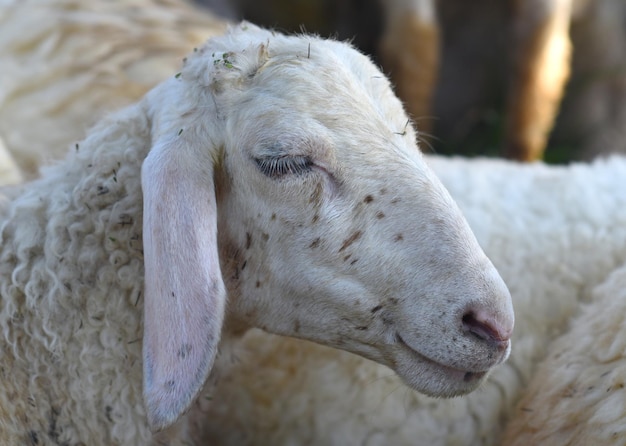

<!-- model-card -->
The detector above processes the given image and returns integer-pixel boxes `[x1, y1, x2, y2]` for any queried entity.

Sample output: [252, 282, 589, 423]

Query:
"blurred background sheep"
[0, 0, 226, 180]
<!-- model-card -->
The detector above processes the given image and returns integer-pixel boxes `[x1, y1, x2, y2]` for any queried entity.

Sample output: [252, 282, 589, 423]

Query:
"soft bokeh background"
[198, 0, 626, 164]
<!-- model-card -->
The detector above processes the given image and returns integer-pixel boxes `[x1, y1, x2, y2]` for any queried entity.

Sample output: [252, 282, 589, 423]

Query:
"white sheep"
[0, 0, 227, 180]
[0, 23, 514, 445]
[2, 4, 622, 441]
[500, 262, 626, 445]
[194, 154, 626, 445]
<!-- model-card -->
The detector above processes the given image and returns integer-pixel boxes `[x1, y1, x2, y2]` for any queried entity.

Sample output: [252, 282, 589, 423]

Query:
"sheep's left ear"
[141, 134, 225, 432]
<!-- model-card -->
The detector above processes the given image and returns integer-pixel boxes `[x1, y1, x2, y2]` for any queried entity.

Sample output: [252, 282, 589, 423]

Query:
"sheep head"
[141, 23, 514, 431]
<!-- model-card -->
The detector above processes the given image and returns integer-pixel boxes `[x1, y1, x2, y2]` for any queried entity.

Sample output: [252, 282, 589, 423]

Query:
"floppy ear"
[141, 134, 225, 432]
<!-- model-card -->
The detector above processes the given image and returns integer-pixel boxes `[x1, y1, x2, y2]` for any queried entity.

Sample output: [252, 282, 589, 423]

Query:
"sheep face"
[141, 24, 514, 430]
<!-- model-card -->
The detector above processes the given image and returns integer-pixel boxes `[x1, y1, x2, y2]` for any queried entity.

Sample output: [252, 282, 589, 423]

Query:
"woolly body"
[501, 263, 626, 445]
[0, 0, 227, 179]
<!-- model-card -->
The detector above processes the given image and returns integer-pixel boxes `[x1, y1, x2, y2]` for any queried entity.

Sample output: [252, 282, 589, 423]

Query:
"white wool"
[0, 0, 227, 179]
[501, 262, 626, 445]
[0, 23, 513, 444]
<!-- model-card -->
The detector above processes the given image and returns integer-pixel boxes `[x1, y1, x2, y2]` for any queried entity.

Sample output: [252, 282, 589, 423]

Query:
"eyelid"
[254, 154, 313, 178]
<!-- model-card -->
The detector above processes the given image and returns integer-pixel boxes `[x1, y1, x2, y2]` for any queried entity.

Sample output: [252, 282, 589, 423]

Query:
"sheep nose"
[462, 310, 512, 350]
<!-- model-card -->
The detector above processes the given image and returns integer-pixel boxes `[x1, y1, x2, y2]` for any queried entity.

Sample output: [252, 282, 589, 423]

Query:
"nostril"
[462, 311, 511, 348]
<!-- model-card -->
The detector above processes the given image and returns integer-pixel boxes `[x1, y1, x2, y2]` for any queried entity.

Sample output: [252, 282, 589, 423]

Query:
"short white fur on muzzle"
[140, 23, 513, 430]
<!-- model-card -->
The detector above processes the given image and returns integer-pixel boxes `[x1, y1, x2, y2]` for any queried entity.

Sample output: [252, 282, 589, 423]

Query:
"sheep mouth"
[394, 332, 488, 387]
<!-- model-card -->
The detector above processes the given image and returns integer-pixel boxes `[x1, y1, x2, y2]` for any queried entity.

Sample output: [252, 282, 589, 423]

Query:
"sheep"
[194, 154, 626, 445]
[0, 22, 515, 445]
[6, 0, 621, 441]
[500, 262, 626, 445]
[0, 0, 227, 180]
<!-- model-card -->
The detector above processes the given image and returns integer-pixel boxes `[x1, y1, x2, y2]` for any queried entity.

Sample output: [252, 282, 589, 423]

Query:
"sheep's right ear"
[141, 134, 225, 432]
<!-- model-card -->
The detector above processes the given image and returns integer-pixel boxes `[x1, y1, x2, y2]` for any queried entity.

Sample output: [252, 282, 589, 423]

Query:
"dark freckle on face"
[166, 380, 176, 388]
[339, 230, 362, 252]
[241, 260, 247, 270]
[262, 232, 269, 241]
[389, 297, 399, 305]
[171, 292, 175, 298]
[271, 213, 276, 221]
[309, 238, 321, 249]
[376, 211, 385, 219]
[350, 259, 358, 265]
[393, 233, 404, 242]
[364, 195, 374, 203]
[343, 254, 351, 262]
[356, 326, 369, 330]
[177, 343, 192, 359]
[246, 232, 252, 249]
[371, 305, 383, 313]
[312, 214, 319, 223]
[256, 280, 261, 288]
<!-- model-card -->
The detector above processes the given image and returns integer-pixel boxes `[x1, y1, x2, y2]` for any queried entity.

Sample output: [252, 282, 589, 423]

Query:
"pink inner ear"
[141, 141, 225, 431]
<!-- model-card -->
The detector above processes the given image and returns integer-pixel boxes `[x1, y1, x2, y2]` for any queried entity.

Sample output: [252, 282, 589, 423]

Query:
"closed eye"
[254, 155, 313, 179]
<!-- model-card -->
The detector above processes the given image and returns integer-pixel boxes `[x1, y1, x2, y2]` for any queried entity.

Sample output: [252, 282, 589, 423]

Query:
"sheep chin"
[390, 332, 502, 397]
[394, 353, 490, 398]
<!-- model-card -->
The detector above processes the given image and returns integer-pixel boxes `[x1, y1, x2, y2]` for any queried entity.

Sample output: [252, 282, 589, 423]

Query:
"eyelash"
[254, 155, 313, 179]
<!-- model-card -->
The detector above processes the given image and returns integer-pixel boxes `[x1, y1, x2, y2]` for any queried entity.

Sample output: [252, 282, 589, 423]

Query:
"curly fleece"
[0, 107, 153, 445]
